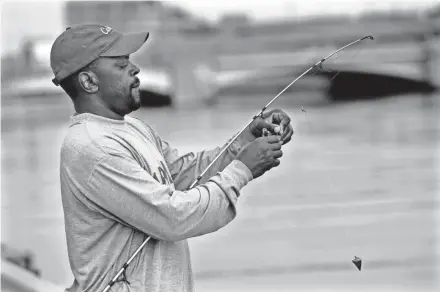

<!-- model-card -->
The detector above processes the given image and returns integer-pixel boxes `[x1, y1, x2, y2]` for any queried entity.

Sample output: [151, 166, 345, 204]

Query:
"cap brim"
[100, 32, 149, 57]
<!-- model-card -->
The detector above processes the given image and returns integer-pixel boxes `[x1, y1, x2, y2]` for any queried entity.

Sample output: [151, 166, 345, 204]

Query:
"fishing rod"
[102, 35, 374, 292]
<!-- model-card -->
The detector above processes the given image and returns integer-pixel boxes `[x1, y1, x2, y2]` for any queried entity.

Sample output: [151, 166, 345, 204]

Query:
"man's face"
[94, 55, 141, 115]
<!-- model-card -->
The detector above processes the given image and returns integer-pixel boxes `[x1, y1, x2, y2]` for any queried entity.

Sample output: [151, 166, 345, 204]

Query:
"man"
[51, 24, 294, 292]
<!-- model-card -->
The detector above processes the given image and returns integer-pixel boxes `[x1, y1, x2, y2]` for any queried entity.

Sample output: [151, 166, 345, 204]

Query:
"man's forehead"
[94, 55, 129, 67]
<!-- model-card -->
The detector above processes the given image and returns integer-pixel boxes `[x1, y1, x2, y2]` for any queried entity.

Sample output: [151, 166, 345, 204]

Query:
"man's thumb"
[259, 120, 281, 135]
[267, 123, 281, 134]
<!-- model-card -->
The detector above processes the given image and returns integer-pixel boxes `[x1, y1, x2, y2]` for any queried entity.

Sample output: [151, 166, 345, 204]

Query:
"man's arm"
[159, 129, 256, 191]
[149, 108, 293, 191]
[86, 151, 253, 242]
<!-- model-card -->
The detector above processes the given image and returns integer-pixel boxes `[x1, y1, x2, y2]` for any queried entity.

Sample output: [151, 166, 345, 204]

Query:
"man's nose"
[130, 63, 140, 76]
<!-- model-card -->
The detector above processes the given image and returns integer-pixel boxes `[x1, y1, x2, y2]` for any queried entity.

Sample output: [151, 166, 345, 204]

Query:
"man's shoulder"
[125, 115, 161, 147]
[125, 115, 153, 133]
[61, 118, 124, 158]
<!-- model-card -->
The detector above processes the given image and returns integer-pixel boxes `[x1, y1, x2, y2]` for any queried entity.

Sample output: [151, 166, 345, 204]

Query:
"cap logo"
[100, 25, 114, 35]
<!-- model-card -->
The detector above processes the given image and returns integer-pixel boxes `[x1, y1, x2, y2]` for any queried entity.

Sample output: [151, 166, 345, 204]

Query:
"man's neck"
[74, 99, 124, 120]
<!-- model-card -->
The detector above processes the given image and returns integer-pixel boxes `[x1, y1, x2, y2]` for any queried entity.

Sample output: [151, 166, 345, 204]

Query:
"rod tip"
[363, 35, 374, 40]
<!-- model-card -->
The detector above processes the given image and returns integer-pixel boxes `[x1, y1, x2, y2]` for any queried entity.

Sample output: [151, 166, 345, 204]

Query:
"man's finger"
[257, 119, 274, 130]
[281, 124, 294, 142]
[282, 127, 293, 144]
[261, 109, 278, 120]
[283, 132, 292, 143]
[272, 150, 283, 158]
[264, 123, 280, 135]
[273, 125, 281, 134]
[270, 111, 290, 135]
[280, 115, 291, 136]
[269, 142, 282, 151]
[264, 135, 282, 144]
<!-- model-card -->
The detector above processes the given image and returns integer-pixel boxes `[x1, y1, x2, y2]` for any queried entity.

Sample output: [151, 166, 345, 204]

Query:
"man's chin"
[132, 100, 141, 111]
[131, 89, 141, 110]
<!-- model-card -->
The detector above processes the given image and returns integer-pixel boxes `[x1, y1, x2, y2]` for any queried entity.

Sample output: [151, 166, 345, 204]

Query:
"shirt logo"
[100, 25, 114, 35]
[152, 160, 173, 186]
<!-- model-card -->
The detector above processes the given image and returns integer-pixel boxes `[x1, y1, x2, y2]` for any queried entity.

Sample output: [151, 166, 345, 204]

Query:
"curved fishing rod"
[102, 35, 374, 292]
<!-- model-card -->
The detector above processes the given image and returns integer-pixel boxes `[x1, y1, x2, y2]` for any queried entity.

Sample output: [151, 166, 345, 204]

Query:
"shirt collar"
[70, 112, 126, 126]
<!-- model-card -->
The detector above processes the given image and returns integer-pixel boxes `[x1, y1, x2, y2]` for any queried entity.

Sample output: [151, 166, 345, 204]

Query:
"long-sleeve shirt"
[59, 112, 254, 292]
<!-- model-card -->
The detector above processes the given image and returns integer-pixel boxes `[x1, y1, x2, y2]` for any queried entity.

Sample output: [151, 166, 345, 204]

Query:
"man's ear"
[78, 71, 99, 93]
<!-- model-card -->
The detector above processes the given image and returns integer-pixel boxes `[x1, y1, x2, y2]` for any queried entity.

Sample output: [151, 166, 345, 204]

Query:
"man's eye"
[118, 64, 127, 69]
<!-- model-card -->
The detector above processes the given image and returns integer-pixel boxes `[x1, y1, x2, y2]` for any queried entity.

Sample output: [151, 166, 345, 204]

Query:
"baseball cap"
[50, 24, 149, 86]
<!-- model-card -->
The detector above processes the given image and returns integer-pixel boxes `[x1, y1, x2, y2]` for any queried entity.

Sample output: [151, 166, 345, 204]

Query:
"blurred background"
[1, 0, 439, 291]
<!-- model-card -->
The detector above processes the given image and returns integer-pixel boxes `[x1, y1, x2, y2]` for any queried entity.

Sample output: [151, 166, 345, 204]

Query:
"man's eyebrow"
[114, 56, 129, 64]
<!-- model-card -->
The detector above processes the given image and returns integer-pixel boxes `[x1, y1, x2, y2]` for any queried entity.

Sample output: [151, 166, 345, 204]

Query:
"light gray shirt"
[60, 113, 254, 292]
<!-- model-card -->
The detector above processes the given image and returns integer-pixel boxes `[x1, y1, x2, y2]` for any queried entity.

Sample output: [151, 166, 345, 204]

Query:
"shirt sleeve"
[158, 129, 256, 191]
[86, 151, 253, 242]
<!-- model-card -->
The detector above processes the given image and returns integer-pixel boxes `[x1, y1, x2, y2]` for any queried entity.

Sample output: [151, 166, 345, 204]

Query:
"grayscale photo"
[1, 1, 439, 291]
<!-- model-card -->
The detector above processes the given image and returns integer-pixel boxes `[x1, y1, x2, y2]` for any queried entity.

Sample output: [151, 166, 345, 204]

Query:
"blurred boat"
[136, 67, 174, 107]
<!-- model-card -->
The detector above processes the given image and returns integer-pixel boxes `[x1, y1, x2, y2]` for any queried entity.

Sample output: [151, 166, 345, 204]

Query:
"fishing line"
[299, 39, 372, 271]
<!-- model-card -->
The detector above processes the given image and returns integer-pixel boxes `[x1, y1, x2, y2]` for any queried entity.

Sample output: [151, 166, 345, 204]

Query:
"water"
[1, 92, 439, 291]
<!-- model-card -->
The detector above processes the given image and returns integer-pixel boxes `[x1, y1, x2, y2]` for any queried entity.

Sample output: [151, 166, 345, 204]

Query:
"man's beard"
[129, 86, 141, 111]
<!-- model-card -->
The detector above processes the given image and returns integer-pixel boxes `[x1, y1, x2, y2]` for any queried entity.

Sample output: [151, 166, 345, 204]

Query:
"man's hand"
[236, 136, 283, 179]
[248, 109, 294, 144]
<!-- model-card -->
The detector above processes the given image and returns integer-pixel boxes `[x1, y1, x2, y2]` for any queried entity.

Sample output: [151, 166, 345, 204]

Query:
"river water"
[1, 92, 439, 291]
